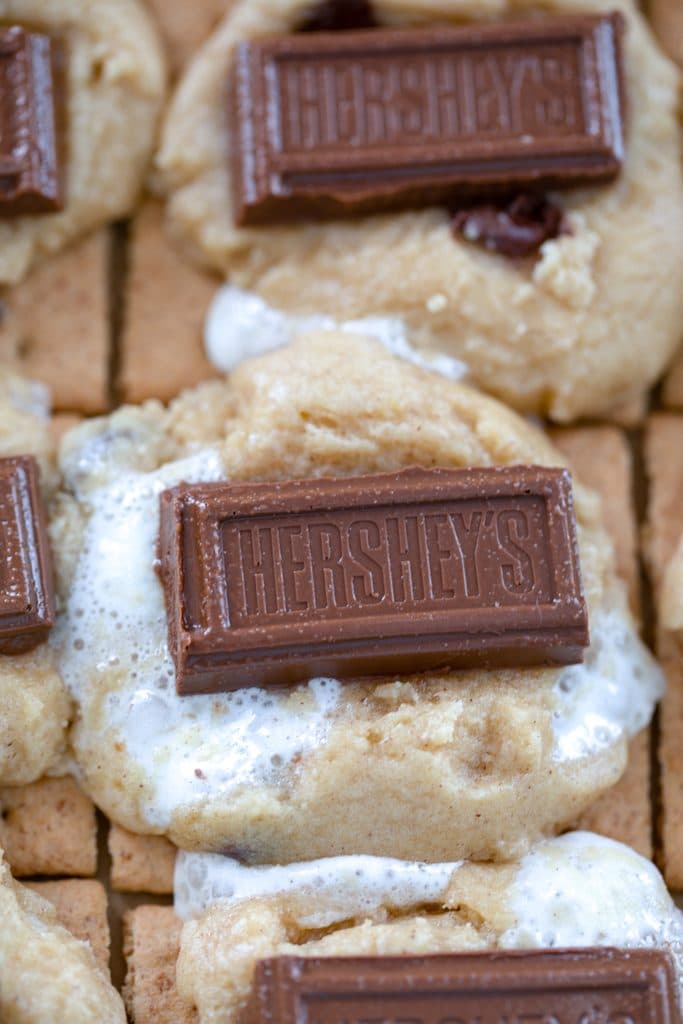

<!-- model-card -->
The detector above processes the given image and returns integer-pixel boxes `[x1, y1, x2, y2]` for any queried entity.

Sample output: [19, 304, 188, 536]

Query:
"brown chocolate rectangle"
[0, 455, 55, 653]
[159, 466, 589, 695]
[244, 950, 677, 1024]
[0, 26, 63, 216]
[230, 15, 624, 226]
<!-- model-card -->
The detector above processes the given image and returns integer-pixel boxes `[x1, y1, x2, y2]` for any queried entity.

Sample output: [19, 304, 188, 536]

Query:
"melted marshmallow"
[553, 606, 664, 760]
[205, 285, 468, 379]
[54, 447, 341, 829]
[502, 832, 683, 987]
[174, 853, 460, 924]
[175, 832, 683, 995]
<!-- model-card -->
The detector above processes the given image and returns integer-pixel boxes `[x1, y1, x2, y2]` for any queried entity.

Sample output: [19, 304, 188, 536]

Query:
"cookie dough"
[174, 832, 683, 1024]
[157, 0, 683, 423]
[51, 335, 663, 859]
[0, 0, 165, 285]
[0, 372, 70, 786]
[0, 848, 125, 1023]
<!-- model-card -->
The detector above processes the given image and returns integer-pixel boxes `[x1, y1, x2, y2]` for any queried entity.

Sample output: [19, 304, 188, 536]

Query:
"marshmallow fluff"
[53, 423, 663, 833]
[175, 854, 460, 925]
[552, 607, 664, 761]
[175, 833, 683, 992]
[205, 285, 468, 379]
[501, 832, 683, 961]
[53, 445, 342, 829]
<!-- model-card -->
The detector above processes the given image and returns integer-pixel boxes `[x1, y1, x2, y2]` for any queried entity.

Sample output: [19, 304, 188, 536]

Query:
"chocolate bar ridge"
[159, 466, 589, 695]
[230, 14, 625, 226]
[0, 456, 56, 654]
[0, 25, 64, 216]
[244, 950, 677, 1024]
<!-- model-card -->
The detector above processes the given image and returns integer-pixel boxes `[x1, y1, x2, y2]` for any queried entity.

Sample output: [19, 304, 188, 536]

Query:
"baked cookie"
[0, 372, 70, 786]
[173, 831, 683, 1024]
[0, 848, 125, 1023]
[0, 0, 165, 285]
[51, 334, 663, 860]
[157, 0, 683, 423]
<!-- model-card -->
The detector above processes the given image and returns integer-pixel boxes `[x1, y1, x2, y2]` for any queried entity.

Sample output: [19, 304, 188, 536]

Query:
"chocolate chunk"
[0, 456, 55, 654]
[452, 193, 566, 258]
[244, 950, 677, 1024]
[158, 466, 589, 696]
[229, 14, 625, 227]
[0, 26, 64, 217]
[297, 1, 378, 33]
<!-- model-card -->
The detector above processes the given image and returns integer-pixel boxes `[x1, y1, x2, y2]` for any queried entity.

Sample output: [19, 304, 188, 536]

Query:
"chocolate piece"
[297, 1, 378, 33]
[159, 466, 589, 696]
[0, 26, 64, 217]
[0, 456, 55, 654]
[244, 950, 677, 1024]
[452, 193, 566, 258]
[229, 14, 625, 227]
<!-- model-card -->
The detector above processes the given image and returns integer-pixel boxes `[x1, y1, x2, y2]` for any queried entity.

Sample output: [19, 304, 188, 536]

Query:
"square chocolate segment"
[244, 950, 677, 1024]
[0, 455, 55, 653]
[229, 14, 624, 225]
[158, 466, 589, 695]
[0, 26, 64, 216]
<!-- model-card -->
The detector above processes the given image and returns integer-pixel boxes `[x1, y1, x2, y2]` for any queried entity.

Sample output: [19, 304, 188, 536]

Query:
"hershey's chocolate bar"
[229, 14, 625, 226]
[158, 466, 588, 695]
[0, 456, 55, 654]
[0, 26, 64, 216]
[244, 950, 677, 1024]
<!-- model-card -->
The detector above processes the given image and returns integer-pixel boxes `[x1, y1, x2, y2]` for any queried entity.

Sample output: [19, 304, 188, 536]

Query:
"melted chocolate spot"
[297, 0, 378, 32]
[451, 193, 567, 259]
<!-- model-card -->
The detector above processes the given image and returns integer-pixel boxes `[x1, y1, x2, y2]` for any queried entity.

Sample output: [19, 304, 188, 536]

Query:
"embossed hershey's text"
[222, 497, 553, 626]
[278, 44, 583, 153]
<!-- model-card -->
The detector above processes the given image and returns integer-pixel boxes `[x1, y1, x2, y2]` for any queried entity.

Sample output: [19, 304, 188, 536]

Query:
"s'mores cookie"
[0, 372, 69, 786]
[51, 335, 662, 862]
[171, 832, 683, 1024]
[157, 0, 683, 423]
[0, 848, 125, 1023]
[0, 0, 166, 286]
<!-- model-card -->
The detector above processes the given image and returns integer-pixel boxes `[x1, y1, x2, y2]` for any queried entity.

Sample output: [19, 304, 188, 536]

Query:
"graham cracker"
[662, 348, 683, 410]
[551, 426, 640, 616]
[118, 201, 220, 405]
[0, 232, 110, 414]
[650, 0, 683, 66]
[0, 776, 97, 878]
[49, 413, 82, 445]
[644, 414, 683, 888]
[123, 905, 197, 1024]
[143, 0, 230, 77]
[604, 392, 649, 428]
[26, 878, 111, 973]
[109, 825, 176, 894]
[552, 426, 650, 856]
[575, 729, 652, 858]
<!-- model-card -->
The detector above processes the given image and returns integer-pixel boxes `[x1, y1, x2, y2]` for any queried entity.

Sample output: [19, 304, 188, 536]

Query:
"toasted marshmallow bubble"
[174, 833, 683, 1024]
[52, 334, 663, 859]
